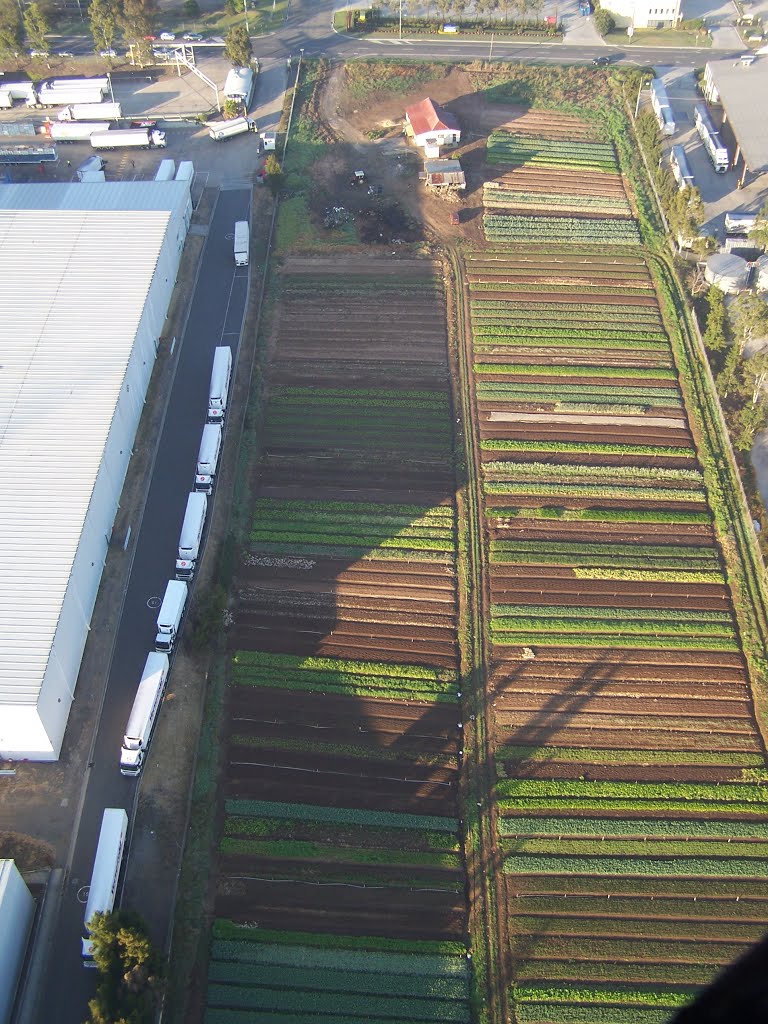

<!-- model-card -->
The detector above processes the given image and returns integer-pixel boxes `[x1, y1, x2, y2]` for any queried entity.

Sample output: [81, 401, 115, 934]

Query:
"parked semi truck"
[82, 809, 128, 965]
[44, 121, 111, 142]
[234, 220, 249, 267]
[119, 653, 170, 776]
[58, 101, 122, 121]
[670, 145, 694, 190]
[209, 116, 256, 141]
[194, 423, 222, 494]
[207, 346, 233, 424]
[694, 104, 729, 173]
[175, 492, 208, 581]
[90, 128, 166, 150]
[155, 580, 188, 653]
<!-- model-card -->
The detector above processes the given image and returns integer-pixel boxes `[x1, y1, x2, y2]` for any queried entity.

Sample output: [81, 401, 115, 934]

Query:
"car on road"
[592, 55, 611, 66]
[144, 34, 158, 41]
[131, 119, 158, 129]
[100, 48, 117, 57]
[182, 32, 204, 41]
[153, 48, 174, 59]
[56, 50, 75, 57]
[160, 31, 176, 40]
[29, 50, 50, 57]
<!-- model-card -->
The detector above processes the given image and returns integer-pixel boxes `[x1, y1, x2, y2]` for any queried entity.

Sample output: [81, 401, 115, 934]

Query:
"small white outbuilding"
[405, 97, 461, 157]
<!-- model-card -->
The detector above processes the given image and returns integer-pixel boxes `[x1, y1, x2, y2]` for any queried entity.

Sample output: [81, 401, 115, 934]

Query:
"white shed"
[405, 98, 460, 157]
[0, 861, 34, 1024]
[705, 252, 750, 293]
[260, 131, 277, 151]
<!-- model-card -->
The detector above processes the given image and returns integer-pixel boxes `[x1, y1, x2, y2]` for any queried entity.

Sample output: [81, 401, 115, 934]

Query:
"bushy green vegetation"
[484, 214, 641, 244]
[487, 132, 618, 172]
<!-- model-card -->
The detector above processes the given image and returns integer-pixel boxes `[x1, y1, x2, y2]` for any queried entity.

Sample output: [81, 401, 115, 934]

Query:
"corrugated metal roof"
[706, 58, 768, 172]
[0, 183, 186, 706]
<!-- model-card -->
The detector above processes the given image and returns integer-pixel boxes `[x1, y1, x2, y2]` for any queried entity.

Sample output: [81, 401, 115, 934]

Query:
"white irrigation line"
[228, 760, 454, 786]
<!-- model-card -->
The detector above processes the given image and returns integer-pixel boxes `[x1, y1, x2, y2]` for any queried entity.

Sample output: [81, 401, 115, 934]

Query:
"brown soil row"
[236, 600, 457, 629]
[487, 522, 713, 545]
[475, 350, 675, 370]
[240, 558, 456, 585]
[258, 465, 456, 496]
[492, 676, 749, 699]
[481, 451, 697, 471]
[282, 256, 439, 277]
[485, 172, 627, 197]
[480, 424, 693, 447]
[491, 692, 749, 720]
[475, 372, 670, 388]
[493, 726, 762, 753]
[470, 290, 659, 308]
[230, 627, 458, 669]
[214, 882, 466, 940]
[499, 762, 752, 784]
[229, 721, 458, 756]
[226, 745, 457, 786]
[493, 709, 752, 737]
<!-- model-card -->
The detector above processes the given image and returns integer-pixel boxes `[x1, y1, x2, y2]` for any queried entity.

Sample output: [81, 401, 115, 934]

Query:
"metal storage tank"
[704, 252, 750, 293]
[755, 254, 768, 292]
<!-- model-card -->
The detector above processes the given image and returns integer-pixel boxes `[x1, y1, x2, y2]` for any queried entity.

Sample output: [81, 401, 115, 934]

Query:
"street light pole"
[399, 0, 403, 39]
[244, 0, 249, 36]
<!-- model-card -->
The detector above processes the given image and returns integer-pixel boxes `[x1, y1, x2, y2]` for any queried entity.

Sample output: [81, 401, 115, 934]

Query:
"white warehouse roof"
[0, 182, 184, 711]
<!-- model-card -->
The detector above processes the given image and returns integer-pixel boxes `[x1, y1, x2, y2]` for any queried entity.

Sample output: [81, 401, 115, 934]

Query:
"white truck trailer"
[175, 492, 208, 581]
[234, 221, 249, 267]
[38, 78, 109, 106]
[725, 211, 757, 234]
[209, 116, 255, 141]
[650, 78, 675, 136]
[194, 423, 223, 494]
[694, 104, 729, 173]
[44, 121, 112, 142]
[82, 808, 128, 965]
[223, 66, 255, 108]
[58, 101, 122, 121]
[155, 580, 188, 653]
[207, 346, 233, 424]
[119, 653, 170, 776]
[90, 127, 167, 150]
[154, 158, 175, 181]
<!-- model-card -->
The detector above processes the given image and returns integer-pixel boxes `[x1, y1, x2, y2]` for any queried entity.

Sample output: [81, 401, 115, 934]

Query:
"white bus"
[120, 653, 170, 776]
[82, 808, 128, 965]
[207, 346, 233, 424]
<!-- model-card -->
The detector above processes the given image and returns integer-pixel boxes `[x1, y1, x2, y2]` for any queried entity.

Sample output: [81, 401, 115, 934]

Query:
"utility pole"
[489, 32, 494, 60]
[244, 0, 249, 36]
[399, 0, 403, 39]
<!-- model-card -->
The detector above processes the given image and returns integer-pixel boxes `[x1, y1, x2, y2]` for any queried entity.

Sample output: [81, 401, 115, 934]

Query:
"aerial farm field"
[465, 106, 768, 1023]
[204, 258, 471, 1023]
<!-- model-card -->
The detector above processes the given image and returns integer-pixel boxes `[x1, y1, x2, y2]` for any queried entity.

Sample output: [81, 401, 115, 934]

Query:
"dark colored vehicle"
[592, 55, 611, 66]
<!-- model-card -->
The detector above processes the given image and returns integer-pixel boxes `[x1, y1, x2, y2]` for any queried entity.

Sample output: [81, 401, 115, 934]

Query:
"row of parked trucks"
[116, 346, 233, 780]
[1, 76, 111, 109]
[43, 121, 167, 148]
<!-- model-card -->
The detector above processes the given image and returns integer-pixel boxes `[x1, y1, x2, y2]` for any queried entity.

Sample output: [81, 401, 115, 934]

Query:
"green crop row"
[499, 798, 768, 816]
[231, 650, 456, 681]
[491, 630, 738, 651]
[572, 567, 723, 583]
[481, 439, 692, 458]
[228, 733, 456, 769]
[230, 664, 455, 695]
[497, 779, 768, 803]
[250, 530, 454, 552]
[501, 837, 768, 859]
[513, 892, 768, 920]
[203, 1010, 379, 1024]
[482, 191, 630, 214]
[492, 603, 731, 624]
[483, 461, 700, 484]
[484, 481, 705, 502]
[224, 799, 458, 832]
[219, 836, 462, 869]
[503, 853, 768, 877]
[474, 364, 676, 381]
[515, 958, 715, 989]
[490, 615, 734, 637]
[484, 215, 641, 245]
[208, 960, 469, 1001]
[489, 507, 712, 526]
[231, 669, 455, 703]
[513, 982, 692, 1008]
[514, 1006, 671, 1024]
[251, 498, 454, 519]
[496, 746, 760, 767]
[223, 816, 460, 851]
[241, 541, 453, 563]
[499, 815, 768, 839]
[211, 921, 468, 961]
[507, 912, 768, 942]
[206, 983, 470, 1021]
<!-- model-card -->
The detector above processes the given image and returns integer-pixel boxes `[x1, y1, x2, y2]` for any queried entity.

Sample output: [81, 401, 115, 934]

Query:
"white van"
[175, 491, 208, 580]
[207, 346, 233, 424]
[194, 423, 222, 494]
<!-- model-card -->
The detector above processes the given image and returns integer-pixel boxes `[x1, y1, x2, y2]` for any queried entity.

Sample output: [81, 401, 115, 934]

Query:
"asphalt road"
[37, 187, 251, 1024]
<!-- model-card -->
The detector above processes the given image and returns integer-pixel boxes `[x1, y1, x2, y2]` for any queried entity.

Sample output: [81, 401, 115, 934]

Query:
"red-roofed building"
[405, 97, 461, 156]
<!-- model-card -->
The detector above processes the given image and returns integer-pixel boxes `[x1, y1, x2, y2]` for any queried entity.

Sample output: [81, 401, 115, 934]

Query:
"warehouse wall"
[0, 860, 34, 1024]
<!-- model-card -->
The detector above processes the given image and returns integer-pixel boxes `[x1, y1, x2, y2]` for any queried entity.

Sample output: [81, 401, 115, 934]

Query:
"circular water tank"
[705, 253, 750, 294]
[754, 254, 768, 292]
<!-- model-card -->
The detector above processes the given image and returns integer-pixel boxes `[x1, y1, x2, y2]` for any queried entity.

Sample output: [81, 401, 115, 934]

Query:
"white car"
[100, 48, 117, 58]
[29, 50, 50, 57]
[160, 31, 176, 41]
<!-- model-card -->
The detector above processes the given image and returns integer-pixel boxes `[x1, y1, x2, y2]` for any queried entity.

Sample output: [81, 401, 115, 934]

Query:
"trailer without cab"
[90, 128, 166, 150]
[650, 79, 675, 136]
[234, 220, 249, 267]
[82, 809, 128, 964]
[175, 492, 208, 581]
[119, 653, 170, 775]
[670, 145, 694, 190]
[154, 158, 175, 181]
[38, 78, 108, 106]
[209, 116, 255, 141]
[175, 160, 193, 181]
[194, 423, 223, 494]
[155, 580, 188, 652]
[45, 121, 112, 142]
[58, 101, 122, 121]
[695, 104, 729, 173]
[208, 347, 233, 424]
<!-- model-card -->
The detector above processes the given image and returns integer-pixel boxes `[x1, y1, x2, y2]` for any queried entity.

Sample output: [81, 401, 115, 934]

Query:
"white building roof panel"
[0, 183, 186, 706]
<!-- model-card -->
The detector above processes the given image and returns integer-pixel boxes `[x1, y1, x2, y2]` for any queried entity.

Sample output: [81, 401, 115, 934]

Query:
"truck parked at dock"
[90, 127, 166, 150]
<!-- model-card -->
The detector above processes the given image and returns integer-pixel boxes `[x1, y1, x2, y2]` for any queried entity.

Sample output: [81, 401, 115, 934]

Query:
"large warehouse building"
[0, 181, 191, 761]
